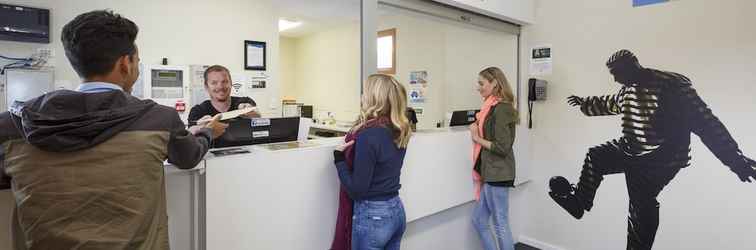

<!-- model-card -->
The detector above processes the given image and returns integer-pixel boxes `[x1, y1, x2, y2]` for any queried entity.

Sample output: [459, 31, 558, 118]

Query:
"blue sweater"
[336, 127, 407, 201]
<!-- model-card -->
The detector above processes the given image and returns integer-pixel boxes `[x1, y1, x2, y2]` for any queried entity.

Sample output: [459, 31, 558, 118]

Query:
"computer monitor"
[213, 119, 254, 148]
[212, 117, 301, 148]
[251, 117, 300, 144]
[301, 105, 313, 119]
[449, 109, 480, 127]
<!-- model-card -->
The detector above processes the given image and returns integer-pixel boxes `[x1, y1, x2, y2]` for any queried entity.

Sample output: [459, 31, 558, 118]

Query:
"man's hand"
[195, 115, 213, 126]
[238, 103, 261, 118]
[730, 156, 756, 183]
[204, 114, 229, 139]
[188, 115, 214, 135]
[567, 95, 584, 107]
[188, 125, 204, 135]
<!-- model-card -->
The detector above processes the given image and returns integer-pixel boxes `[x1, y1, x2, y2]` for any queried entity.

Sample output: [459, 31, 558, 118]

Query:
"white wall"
[514, 0, 756, 249]
[279, 37, 298, 101]
[444, 24, 519, 111]
[379, 12, 447, 129]
[379, 9, 518, 129]
[0, 0, 281, 116]
[279, 23, 362, 121]
[433, 0, 536, 24]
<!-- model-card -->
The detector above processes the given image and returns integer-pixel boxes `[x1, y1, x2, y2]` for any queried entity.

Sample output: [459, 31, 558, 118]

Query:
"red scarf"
[330, 117, 391, 250]
[472, 96, 499, 201]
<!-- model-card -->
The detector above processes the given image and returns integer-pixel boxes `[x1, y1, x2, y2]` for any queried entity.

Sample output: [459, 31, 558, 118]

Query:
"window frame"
[377, 28, 397, 75]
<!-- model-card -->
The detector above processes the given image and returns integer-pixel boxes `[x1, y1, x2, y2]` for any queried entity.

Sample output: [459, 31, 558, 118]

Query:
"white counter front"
[202, 128, 477, 250]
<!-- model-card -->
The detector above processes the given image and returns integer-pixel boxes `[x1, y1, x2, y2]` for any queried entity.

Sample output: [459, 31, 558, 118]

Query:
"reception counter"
[201, 127, 476, 249]
[161, 127, 482, 249]
[1, 127, 523, 250]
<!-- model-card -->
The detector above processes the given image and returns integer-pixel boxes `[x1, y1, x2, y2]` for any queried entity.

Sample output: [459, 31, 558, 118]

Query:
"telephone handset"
[527, 78, 548, 129]
[528, 78, 547, 101]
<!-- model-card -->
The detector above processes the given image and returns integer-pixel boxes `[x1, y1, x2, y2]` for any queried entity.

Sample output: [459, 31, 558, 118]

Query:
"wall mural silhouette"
[548, 49, 756, 250]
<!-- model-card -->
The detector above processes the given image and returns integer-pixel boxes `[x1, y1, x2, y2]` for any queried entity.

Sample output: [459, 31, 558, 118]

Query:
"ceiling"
[273, 0, 361, 38]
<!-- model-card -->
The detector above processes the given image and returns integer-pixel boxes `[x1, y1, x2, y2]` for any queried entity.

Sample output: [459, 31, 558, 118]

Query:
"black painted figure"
[549, 49, 756, 250]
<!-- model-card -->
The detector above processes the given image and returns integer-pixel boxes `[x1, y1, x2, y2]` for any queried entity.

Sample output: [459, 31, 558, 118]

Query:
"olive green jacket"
[475, 103, 517, 183]
[1, 90, 212, 250]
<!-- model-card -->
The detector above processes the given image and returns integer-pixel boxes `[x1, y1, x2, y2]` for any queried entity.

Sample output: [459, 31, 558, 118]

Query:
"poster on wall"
[408, 70, 429, 105]
[408, 88, 426, 104]
[248, 72, 268, 91]
[409, 71, 428, 86]
[530, 45, 553, 76]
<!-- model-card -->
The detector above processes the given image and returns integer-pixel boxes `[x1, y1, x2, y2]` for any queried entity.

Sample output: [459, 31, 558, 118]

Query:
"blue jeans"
[472, 184, 514, 250]
[352, 196, 406, 250]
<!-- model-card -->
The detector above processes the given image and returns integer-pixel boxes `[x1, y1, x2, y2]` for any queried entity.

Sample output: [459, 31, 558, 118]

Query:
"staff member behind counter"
[188, 64, 261, 126]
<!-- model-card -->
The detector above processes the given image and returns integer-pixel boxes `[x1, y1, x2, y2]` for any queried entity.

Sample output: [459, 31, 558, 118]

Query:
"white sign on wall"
[530, 45, 553, 76]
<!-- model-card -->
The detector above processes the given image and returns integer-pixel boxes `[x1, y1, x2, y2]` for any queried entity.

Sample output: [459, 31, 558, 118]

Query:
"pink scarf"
[472, 96, 499, 201]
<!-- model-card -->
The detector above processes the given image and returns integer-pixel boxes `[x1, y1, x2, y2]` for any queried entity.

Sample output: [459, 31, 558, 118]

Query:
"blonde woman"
[332, 74, 412, 250]
[470, 67, 519, 250]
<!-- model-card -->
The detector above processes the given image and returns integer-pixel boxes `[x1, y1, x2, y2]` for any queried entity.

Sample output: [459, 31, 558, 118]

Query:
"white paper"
[230, 73, 247, 97]
[252, 131, 270, 138]
[246, 44, 265, 68]
[219, 107, 258, 120]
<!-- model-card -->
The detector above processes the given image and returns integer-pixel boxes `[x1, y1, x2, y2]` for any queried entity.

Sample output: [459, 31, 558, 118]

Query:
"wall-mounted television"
[0, 3, 50, 43]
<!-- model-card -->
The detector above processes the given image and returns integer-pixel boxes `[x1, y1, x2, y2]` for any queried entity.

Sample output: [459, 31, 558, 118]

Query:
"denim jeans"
[472, 184, 514, 250]
[352, 196, 406, 250]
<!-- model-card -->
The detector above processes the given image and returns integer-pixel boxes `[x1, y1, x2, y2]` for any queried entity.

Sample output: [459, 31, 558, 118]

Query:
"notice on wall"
[409, 71, 428, 86]
[246, 42, 265, 69]
[409, 88, 426, 104]
[409, 70, 429, 105]
[230, 73, 247, 97]
[530, 45, 553, 76]
[249, 72, 268, 90]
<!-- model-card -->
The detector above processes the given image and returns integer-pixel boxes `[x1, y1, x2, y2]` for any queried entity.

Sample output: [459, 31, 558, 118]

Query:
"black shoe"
[548, 176, 585, 219]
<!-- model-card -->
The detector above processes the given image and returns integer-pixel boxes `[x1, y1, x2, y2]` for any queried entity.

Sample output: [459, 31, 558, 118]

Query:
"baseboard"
[517, 235, 567, 250]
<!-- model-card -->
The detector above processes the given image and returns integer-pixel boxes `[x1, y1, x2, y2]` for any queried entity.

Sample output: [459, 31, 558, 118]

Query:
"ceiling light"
[279, 19, 302, 32]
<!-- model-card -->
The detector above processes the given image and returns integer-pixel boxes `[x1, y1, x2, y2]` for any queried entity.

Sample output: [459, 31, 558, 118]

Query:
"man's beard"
[214, 92, 229, 102]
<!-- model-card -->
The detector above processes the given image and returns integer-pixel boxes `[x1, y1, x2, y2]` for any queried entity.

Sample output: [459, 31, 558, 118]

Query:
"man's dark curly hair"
[61, 10, 138, 78]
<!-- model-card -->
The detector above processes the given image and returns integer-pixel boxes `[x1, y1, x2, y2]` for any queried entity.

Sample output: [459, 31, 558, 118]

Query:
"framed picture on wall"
[244, 40, 266, 71]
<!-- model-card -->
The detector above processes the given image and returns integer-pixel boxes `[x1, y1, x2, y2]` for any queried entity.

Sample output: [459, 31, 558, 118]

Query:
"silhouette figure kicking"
[548, 49, 756, 250]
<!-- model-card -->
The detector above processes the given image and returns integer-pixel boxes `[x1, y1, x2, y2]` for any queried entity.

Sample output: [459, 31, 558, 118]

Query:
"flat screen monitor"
[0, 4, 50, 43]
[449, 109, 480, 127]
[213, 117, 300, 148]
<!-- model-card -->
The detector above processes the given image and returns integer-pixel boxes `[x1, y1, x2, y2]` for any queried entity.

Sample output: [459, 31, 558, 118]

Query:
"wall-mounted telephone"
[527, 78, 548, 129]
[528, 78, 547, 101]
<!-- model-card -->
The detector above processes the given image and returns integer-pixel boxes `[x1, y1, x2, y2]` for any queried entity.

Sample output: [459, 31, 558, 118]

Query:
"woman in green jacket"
[469, 67, 519, 250]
